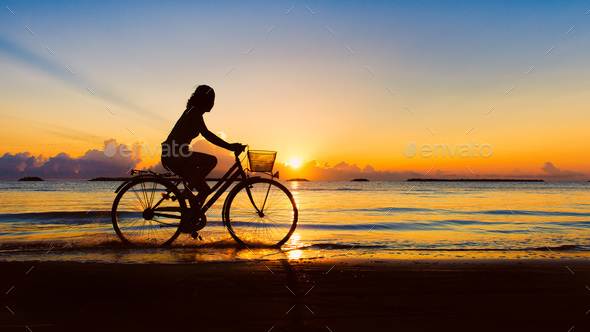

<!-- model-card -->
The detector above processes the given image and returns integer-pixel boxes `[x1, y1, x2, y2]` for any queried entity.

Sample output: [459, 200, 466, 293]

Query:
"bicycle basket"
[248, 150, 276, 172]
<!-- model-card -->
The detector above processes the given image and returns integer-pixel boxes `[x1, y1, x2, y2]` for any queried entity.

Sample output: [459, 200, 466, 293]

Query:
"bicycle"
[110, 148, 298, 247]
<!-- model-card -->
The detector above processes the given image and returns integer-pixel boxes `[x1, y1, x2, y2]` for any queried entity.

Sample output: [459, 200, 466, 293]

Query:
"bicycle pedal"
[190, 231, 202, 240]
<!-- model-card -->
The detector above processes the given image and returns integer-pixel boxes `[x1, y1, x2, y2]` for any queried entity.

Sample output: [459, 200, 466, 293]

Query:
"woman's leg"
[184, 152, 217, 195]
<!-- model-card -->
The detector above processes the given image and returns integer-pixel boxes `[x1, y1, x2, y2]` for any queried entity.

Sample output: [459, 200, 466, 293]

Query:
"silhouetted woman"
[161, 85, 244, 203]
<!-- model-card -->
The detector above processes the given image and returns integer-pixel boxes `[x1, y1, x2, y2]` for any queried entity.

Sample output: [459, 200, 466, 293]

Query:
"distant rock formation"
[287, 178, 310, 182]
[18, 176, 44, 181]
[407, 178, 544, 182]
[351, 178, 369, 182]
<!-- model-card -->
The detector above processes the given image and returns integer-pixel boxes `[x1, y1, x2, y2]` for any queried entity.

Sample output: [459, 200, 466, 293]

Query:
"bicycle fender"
[113, 174, 162, 193]
[114, 179, 134, 194]
[245, 176, 262, 182]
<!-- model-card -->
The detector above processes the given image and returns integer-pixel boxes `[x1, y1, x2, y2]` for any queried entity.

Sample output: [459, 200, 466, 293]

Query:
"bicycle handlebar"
[234, 144, 248, 160]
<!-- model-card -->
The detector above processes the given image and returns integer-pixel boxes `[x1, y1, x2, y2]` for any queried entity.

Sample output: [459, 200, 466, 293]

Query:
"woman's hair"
[186, 85, 215, 110]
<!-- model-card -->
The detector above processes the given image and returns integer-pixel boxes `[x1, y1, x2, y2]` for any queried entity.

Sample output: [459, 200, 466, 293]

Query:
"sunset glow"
[288, 158, 303, 169]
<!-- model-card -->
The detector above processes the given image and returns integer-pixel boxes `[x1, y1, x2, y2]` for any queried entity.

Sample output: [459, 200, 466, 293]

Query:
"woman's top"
[162, 110, 205, 158]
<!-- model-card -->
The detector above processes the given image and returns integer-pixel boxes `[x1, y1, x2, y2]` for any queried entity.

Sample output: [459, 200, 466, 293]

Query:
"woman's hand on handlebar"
[229, 143, 246, 153]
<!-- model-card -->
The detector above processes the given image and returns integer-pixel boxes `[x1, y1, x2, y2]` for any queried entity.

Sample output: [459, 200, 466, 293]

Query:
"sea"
[0, 180, 588, 263]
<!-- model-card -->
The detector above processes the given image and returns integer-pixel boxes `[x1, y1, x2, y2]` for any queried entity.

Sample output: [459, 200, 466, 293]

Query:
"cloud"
[540, 162, 585, 179]
[0, 152, 42, 178]
[541, 162, 559, 175]
[147, 161, 168, 174]
[0, 139, 140, 179]
[274, 160, 423, 181]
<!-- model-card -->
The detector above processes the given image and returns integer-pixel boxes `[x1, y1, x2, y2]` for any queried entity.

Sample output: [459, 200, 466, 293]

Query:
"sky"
[1, 0, 589, 180]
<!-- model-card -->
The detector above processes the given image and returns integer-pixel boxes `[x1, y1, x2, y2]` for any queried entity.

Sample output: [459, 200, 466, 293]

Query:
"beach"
[2, 258, 590, 331]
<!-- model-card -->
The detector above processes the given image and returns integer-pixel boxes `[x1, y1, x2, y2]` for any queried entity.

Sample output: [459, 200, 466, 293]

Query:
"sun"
[288, 158, 303, 168]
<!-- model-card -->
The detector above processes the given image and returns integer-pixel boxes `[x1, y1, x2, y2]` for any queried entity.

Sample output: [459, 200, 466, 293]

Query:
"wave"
[299, 243, 586, 252]
[297, 222, 447, 231]
[0, 211, 112, 224]
[0, 240, 584, 253]
[2, 210, 590, 235]
[329, 206, 590, 218]
[333, 207, 440, 213]
[296, 188, 364, 192]
[533, 245, 580, 251]
[481, 210, 590, 217]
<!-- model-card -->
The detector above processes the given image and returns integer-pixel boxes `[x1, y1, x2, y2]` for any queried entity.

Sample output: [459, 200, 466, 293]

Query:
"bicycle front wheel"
[111, 177, 185, 246]
[223, 178, 298, 247]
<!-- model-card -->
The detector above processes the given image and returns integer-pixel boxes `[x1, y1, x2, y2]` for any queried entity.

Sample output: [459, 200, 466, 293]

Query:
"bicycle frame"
[200, 150, 281, 219]
[115, 150, 270, 224]
[198, 152, 253, 215]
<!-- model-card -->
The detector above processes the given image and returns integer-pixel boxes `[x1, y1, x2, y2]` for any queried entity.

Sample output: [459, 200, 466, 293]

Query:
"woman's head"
[186, 85, 215, 113]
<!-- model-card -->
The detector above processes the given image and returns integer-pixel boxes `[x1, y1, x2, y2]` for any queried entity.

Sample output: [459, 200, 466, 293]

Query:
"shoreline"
[2, 258, 590, 331]
[1, 237, 589, 263]
[2, 243, 589, 263]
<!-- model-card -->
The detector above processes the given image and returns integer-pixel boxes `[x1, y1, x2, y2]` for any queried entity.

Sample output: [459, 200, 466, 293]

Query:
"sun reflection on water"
[289, 181, 300, 208]
[284, 232, 305, 260]
[288, 249, 302, 260]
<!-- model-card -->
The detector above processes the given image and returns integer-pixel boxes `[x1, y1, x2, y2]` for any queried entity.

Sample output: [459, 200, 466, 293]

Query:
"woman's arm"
[196, 114, 243, 151]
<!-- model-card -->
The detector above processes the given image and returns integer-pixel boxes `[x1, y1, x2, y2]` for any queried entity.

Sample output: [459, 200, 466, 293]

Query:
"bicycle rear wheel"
[111, 177, 185, 245]
[223, 178, 298, 247]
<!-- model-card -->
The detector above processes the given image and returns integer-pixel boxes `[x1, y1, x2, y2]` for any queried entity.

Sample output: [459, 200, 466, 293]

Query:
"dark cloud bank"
[0, 140, 139, 179]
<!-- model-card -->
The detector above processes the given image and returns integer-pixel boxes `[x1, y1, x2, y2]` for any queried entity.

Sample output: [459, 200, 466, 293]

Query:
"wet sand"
[2, 259, 590, 331]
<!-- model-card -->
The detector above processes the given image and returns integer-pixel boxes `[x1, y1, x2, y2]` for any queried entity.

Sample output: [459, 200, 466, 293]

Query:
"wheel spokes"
[113, 179, 183, 245]
[226, 180, 296, 246]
